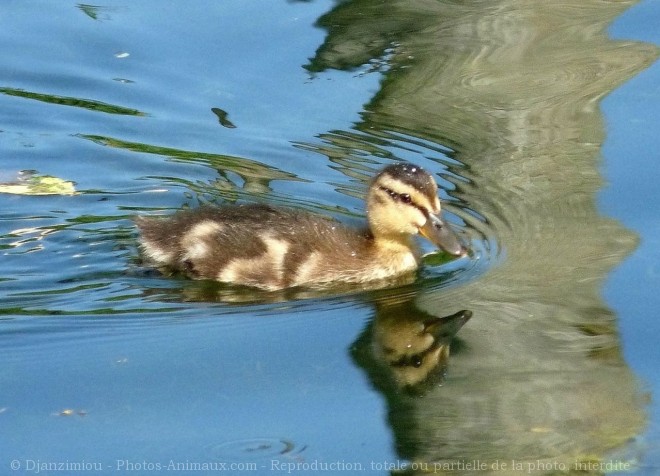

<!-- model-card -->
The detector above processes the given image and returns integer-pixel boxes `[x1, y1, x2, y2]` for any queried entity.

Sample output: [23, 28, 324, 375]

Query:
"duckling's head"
[366, 163, 466, 256]
[373, 308, 472, 390]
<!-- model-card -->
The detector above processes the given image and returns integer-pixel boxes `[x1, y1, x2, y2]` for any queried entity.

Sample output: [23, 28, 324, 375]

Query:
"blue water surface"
[604, 0, 660, 470]
[1, 0, 400, 471]
[1, 0, 660, 474]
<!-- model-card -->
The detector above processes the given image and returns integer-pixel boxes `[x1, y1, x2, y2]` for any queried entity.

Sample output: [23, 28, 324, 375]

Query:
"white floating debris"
[0, 171, 77, 196]
[114, 52, 130, 59]
[52, 408, 88, 417]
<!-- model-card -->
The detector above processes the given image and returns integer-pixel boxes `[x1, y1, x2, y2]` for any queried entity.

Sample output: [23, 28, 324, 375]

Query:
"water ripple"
[207, 438, 305, 463]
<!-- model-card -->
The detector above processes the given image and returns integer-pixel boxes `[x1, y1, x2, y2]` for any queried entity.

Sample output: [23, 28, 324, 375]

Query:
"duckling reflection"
[353, 298, 471, 393]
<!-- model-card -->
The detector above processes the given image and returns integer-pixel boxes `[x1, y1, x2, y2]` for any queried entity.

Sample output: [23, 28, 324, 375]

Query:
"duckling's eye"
[379, 186, 415, 206]
[391, 354, 424, 368]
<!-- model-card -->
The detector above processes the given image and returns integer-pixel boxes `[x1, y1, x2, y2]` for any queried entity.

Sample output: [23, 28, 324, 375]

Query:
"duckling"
[135, 162, 466, 290]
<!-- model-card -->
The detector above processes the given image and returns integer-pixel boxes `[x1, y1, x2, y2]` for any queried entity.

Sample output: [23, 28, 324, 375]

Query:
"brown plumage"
[136, 162, 466, 290]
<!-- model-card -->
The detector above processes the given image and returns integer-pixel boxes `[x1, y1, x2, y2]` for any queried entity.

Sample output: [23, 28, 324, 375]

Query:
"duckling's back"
[136, 204, 415, 290]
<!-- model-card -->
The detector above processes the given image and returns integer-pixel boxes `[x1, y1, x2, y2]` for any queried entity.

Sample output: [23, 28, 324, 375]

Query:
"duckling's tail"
[134, 216, 178, 266]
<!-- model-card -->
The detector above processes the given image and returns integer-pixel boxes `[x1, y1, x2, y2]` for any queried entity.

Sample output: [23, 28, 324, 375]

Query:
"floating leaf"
[0, 171, 77, 196]
[211, 107, 237, 128]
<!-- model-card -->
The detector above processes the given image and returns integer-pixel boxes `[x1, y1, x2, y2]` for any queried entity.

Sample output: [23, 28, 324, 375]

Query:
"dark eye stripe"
[379, 186, 430, 216]
[379, 186, 407, 203]
[390, 347, 433, 368]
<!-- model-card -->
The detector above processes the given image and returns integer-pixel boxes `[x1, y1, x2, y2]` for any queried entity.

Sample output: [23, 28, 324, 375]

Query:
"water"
[1, 1, 659, 474]
[602, 2, 660, 473]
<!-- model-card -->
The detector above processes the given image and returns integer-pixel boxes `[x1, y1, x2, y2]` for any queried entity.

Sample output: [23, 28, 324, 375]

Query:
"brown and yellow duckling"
[136, 162, 466, 290]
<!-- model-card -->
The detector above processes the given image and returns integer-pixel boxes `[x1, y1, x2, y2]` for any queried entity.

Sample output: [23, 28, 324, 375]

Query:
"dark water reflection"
[307, 0, 658, 472]
[1, 0, 658, 474]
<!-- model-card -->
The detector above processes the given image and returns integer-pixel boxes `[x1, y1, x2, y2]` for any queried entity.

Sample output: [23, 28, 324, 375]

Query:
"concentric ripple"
[207, 438, 305, 463]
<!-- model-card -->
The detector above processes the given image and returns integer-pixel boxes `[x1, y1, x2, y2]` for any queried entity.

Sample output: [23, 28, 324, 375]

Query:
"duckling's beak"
[420, 213, 467, 256]
[424, 309, 472, 342]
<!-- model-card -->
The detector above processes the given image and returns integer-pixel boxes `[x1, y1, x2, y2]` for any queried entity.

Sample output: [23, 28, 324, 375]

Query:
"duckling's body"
[137, 204, 418, 290]
[136, 163, 465, 291]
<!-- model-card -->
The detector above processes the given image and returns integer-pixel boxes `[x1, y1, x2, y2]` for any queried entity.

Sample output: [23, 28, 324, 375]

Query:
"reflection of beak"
[424, 309, 472, 342]
[419, 213, 467, 256]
